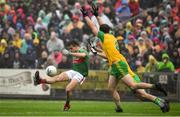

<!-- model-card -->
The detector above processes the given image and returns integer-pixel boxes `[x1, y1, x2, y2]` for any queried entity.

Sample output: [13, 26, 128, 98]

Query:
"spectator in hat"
[158, 53, 175, 72]
[116, 0, 131, 22]
[0, 39, 7, 55]
[12, 32, 22, 49]
[136, 37, 147, 56]
[135, 60, 145, 74]
[145, 55, 159, 72]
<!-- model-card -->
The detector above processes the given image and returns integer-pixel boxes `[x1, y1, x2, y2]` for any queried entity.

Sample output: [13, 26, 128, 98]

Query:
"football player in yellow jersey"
[80, 4, 169, 113]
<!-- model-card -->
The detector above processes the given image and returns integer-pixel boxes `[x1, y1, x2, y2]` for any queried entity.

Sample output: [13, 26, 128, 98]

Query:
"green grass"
[0, 100, 179, 116]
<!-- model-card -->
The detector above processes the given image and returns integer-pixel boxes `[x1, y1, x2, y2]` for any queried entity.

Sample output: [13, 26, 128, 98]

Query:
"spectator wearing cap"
[46, 31, 64, 54]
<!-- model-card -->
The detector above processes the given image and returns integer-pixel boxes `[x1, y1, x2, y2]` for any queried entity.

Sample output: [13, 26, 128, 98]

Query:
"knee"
[65, 87, 72, 93]
[129, 83, 137, 90]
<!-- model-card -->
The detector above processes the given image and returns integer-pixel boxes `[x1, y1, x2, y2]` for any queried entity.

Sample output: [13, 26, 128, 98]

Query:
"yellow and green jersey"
[98, 31, 127, 65]
[98, 31, 135, 77]
[72, 48, 89, 77]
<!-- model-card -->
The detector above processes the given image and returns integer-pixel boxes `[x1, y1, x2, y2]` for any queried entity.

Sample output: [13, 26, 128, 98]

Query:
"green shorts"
[109, 60, 141, 83]
[133, 74, 141, 83]
[109, 60, 129, 79]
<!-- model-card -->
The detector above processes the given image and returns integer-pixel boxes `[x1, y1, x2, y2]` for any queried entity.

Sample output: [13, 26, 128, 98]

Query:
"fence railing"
[143, 72, 180, 102]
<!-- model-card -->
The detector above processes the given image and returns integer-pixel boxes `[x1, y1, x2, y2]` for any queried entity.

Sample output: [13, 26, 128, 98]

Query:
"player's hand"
[62, 49, 71, 55]
[80, 6, 88, 17]
[91, 3, 99, 17]
[90, 47, 97, 55]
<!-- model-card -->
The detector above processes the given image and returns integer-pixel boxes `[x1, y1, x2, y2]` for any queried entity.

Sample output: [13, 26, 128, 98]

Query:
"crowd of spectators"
[0, 0, 179, 74]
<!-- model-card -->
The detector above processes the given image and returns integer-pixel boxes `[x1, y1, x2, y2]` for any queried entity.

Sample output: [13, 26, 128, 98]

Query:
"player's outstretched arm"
[62, 49, 86, 58]
[71, 52, 86, 58]
[81, 7, 98, 36]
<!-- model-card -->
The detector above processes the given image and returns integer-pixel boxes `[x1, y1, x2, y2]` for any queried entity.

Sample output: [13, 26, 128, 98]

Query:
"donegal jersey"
[72, 48, 89, 77]
[98, 31, 135, 77]
[98, 31, 127, 65]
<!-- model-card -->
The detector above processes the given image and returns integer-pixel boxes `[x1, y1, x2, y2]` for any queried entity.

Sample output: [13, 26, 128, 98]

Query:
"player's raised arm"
[81, 7, 99, 36]
[91, 3, 104, 26]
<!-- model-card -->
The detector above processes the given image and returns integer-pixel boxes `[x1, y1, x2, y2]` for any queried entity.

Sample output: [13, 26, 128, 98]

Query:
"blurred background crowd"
[0, 0, 179, 75]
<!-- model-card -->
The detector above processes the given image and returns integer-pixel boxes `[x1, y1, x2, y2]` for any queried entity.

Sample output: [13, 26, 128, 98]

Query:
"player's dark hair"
[67, 40, 80, 47]
[100, 24, 111, 33]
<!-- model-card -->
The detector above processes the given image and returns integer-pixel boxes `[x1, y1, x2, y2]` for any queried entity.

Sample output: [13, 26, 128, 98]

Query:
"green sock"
[154, 98, 165, 108]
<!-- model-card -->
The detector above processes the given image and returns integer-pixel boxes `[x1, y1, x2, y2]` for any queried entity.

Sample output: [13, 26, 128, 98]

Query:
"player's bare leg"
[121, 75, 169, 113]
[108, 75, 123, 112]
[64, 79, 79, 111]
[33, 71, 69, 85]
[121, 74, 167, 96]
[135, 89, 170, 113]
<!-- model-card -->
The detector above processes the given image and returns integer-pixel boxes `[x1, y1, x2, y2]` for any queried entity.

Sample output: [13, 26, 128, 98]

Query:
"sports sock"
[40, 79, 46, 84]
[66, 100, 70, 105]
[154, 97, 165, 108]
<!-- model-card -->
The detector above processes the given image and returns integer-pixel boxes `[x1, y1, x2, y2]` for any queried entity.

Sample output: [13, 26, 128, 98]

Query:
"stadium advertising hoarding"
[0, 69, 50, 95]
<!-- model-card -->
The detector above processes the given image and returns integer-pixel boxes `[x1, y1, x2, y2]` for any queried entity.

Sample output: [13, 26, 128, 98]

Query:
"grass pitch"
[0, 99, 179, 116]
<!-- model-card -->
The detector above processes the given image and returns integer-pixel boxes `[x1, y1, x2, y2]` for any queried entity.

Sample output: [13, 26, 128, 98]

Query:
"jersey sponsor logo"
[73, 58, 85, 64]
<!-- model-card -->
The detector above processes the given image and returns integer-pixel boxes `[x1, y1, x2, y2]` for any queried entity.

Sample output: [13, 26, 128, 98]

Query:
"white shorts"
[65, 70, 85, 84]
